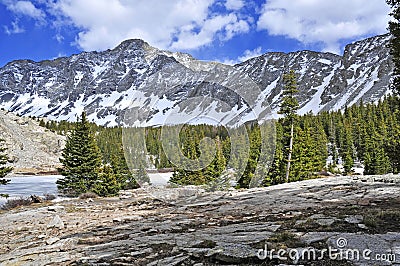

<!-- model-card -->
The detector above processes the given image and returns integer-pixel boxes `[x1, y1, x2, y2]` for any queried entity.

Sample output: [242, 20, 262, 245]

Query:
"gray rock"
[121, 215, 143, 222]
[46, 237, 60, 245]
[147, 254, 190, 266]
[344, 215, 363, 224]
[47, 205, 65, 212]
[295, 219, 308, 226]
[0, 110, 65, 172]
[47, 215, 64, 229]
[357, 223, 368, 229]
[206, 243, 258, 263]
[310, 214, 337, 226]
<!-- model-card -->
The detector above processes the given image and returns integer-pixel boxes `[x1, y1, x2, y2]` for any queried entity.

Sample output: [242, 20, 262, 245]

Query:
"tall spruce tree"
[264, 122, 285, 185]
[387, 0, 400, 96]
[57, 112, 103, 196]
[237, 123, 261, 188]
[0, 139, 12, 185]
[279, 70, 300, 182]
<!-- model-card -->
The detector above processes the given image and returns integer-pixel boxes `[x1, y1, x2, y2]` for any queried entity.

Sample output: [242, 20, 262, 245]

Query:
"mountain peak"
[113, 38, 150, 52]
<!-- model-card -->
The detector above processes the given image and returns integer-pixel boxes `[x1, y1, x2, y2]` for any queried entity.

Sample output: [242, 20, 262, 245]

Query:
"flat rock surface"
[1, 176, 400, 265]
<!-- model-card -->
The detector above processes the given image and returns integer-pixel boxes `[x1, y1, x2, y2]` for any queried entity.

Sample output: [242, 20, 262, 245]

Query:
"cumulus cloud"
[3, 0, 45, 21]
[222, 46, 263, 65]
[170, 13, 250, 50]
[257, 0, 390, 54]
[225, 0, 244, 10]
[238, 46, 263, 62]
[48, 0, 250, 52]
[4, 19, 25, 34]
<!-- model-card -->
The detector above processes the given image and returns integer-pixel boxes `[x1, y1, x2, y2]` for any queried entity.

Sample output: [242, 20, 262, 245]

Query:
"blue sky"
[0, 0, 391, 67]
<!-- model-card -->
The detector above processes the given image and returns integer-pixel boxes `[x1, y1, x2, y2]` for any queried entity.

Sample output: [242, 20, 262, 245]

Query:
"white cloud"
[238, 46, 262, 62]
[4, 0, 45, 21]
[224, 18, 249, 40]
[4, 19, 25, 34]
[221, 46, 263, 65]
[257, 0, 390, 54]
[170, 13, 250, 50]
[48, 0, 250, 52]
[54, 33, 64, 43]
[225, 0, 244, 10]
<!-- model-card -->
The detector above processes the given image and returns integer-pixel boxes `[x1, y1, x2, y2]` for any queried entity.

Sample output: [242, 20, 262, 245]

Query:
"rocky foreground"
[1, 175, 400, 266]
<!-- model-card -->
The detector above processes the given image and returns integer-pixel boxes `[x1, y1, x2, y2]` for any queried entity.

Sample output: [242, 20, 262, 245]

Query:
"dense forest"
[41, 93, 400, 191]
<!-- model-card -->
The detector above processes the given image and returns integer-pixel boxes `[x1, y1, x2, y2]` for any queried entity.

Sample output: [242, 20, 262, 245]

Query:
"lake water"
[0, 173, 172, 205]
[0, 175, 60, 205]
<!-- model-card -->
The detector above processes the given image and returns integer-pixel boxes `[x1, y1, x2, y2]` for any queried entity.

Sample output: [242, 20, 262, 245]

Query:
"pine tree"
[110, 147, 139, 189]
[57, 112, 103, 196]
[279, 70, 300, 182]
[39, 119, 46, 127]
[237, 123, 261, 188]
[387, 0, 400, 96]
[92, 165, 120, 197]
[0, 139, 12, 185]
[342, 122, 355, 175]
[204, 137, 227, 188]
[170, 127, 204, 185]
[135, 163, 151, 185]
[264, 122, 285, 185]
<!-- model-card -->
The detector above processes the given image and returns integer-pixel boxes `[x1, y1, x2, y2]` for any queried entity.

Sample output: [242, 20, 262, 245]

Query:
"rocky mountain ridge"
[0, 34, 393, 126]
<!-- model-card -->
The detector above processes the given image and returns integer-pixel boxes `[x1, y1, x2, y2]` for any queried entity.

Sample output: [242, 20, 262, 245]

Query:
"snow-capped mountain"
[0, 34, 393, 126]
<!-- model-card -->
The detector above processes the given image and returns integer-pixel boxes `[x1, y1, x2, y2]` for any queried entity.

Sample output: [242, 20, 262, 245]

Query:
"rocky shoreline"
[0, 175, 400, 265]
[11, 168, 60, 176]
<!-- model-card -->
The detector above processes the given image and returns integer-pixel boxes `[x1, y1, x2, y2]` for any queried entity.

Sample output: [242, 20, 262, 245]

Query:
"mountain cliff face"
[0, 34, 393, 126]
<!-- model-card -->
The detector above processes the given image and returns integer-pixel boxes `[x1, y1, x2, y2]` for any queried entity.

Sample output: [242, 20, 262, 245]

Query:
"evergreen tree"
[92, 165, 120, 197]
[57, 112, 103, 196]
[237, 123, 261, 188]
[204, 137, 226, 184]
[290, 115, 328, 181]
[387, 0, 400, 96]
[170, 128, 227, 186]
[110, 146, 139, 189]
[39, 119, 46, 127]
[342, 122, 355, 175]
[0, 139, 12, 185]
[170, 129, 204, 185]
[135, 163, 151, 185]
[279, 70, 300, 182]
[263, 122, 285, 185]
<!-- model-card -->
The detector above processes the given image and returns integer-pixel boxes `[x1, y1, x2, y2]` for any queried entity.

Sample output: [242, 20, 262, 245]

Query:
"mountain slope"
[0, 110, 65, 173]
[236, 34, 392, 115]
[0, 34, 393, 126]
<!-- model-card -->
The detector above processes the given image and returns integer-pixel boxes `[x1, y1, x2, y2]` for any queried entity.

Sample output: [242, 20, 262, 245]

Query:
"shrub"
[79, 192, 98, 199]
[43, 194, 56, 201]
[1, 197, 32, 210]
